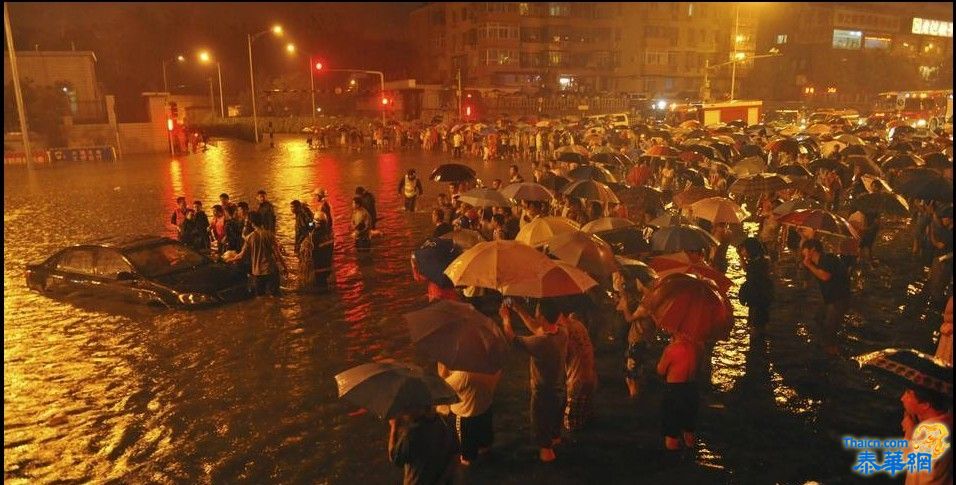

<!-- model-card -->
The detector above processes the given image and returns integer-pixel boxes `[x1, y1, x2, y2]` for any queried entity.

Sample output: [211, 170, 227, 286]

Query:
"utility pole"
[730, 3, 741, 101]
[456, 68, 462, 120]
[5, 3, 34, 169]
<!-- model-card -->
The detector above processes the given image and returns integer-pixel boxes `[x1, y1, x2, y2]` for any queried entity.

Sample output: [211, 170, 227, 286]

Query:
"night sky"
[6, 3, 423, 109]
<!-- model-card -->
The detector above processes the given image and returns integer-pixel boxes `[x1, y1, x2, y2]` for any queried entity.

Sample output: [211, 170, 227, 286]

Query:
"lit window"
[832, 29, 862, 49]
[688, 3, 693, 16]
[863, 37, 891, 50]
[776, 34, 788, 45]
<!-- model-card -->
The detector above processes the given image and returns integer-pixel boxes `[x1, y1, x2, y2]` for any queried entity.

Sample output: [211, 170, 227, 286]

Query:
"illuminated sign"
[912, 18, 954, 37]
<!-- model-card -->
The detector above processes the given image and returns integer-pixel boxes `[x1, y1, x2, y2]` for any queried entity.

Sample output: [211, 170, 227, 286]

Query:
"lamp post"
[310, 58, 321, 125]
[730, 3, 741, 100]
[247, 24, 285, 144]
[5, 3, 33, 168]
[703, 49, 780, 103]
[198, 51, 225, 117]
[162, 54, 186, 93]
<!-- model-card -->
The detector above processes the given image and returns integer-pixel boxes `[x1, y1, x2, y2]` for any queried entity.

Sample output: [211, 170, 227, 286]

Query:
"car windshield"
[125, 242, 208, 277]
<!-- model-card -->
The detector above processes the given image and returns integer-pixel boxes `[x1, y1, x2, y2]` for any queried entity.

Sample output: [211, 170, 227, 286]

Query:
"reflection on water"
[3, 137, 938, 483]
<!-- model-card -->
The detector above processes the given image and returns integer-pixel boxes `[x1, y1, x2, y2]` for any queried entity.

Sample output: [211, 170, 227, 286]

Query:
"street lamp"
[286, 43, 296, 54]
[316, 66, 387, 124]
[198, 50, 225, 117]
[702, 49, 780, 102]
[162, 54, 186, 93]
[247, 24, 285, 143]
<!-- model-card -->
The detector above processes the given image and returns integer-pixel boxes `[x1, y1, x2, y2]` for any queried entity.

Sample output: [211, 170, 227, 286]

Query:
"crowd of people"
[173, 112, 952, 483]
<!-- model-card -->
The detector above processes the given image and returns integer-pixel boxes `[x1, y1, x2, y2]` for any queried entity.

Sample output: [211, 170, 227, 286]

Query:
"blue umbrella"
[413, 238, 461, 288]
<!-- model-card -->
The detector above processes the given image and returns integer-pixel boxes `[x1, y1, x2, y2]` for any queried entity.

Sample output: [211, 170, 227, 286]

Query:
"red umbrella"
[641, 273, 733, 343]
[765, 138, 799, 154]
[778, 209, 860, 239]
[644, 145, 681, 158]
[679, 150, 703, 163]
[649, 252, 732, 294]
[673, 187, 723, 208]
[626, 164, 654, 186]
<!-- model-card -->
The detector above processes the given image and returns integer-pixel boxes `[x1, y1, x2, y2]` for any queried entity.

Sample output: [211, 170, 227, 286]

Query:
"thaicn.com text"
[842, 437, 910, 450]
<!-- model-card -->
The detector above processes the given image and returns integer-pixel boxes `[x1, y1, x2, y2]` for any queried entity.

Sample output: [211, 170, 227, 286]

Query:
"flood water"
[4, 136, 943, 484]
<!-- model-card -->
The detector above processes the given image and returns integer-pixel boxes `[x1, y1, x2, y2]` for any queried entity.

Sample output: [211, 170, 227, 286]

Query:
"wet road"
[4, 136, 942, 483]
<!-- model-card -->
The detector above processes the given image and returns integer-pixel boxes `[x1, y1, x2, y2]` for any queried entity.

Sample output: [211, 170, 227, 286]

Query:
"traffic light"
[465, 105, 472, 117]
[314, 61, 323, 71]
[381, 97, 389, 105]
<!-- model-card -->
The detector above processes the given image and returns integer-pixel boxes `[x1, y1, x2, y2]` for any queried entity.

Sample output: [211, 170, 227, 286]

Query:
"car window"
[54, 249, 95, 275]
[125, 242, 208, 278]
[94, 248, 132, 279]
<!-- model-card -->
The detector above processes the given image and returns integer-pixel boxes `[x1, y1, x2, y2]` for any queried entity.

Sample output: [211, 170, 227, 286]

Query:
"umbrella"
[893, 171, 954, 202]
[688, 196, 749, 225]
[778, 209, 860, 239]
[440, 228, 485, 250]
[854, 348, 952, 398]
[557, 152, 589, 164]
[729, 173, 791, 198]
[569, 165, 619, 184]
[849, 192, 910, 217]
[538, 174, 572, 193]
[808, 157, 845, 174]
[403, 300, 508, 374]
[413, 238, 462, 288]
[923, 152, 952, 170]
[617, 186, 665, 211]
[592, 152, 627, 167]
[644, 145, 681, 158]
[732, 156, 768, 177]
[556, 144, 590, 156]
[625, 164, 654, 186]
[673, 186, 723, 208]
[679, 120, 701, 130]
[772, 198, 822, 216]
[684, 144, 720, 160]
[581, 217, 638, 234]
[649, 251, 733, 294]
[458, 188, 513, 208]
[431, 163, 477, 183]
[835, 134, 865, 146]
[677, 168, 707, 187]
[446, 242, 598, 297]
[774, 164, 813, 179]
[846, 156, 882, 176]
[500, 182, 554, 202]
[563, 180, 620, 204]
[786, 177, 831, 200]
[739, 144, 765, 159]
[335, 361, 459, 418]
[615, 256, 658, 287]
[494, 260, 597, 297]
[650, 224, 719, 252]
[593, 226, 652, 256]
[679, 150, 703, 164]
[820, 140, 848, 158]
[882, 154, 925, 171]
[648, 212, 696, 227]
[515, 216, 581, 248]
[641, 273, 733, 342]
[535, 120, 551, 128]
[765, 138, 799, 154]
[841, 145, 868, 157]
[804, 123, 832, 135]
[861, 175, 893, 194]
[546, 230, 620, 280]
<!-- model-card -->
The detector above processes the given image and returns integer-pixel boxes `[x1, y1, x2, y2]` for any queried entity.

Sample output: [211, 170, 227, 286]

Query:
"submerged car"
[25, 235, 250, 308]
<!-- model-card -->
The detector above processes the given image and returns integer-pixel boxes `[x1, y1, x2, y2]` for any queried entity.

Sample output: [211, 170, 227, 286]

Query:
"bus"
[873, 89, 953, 130]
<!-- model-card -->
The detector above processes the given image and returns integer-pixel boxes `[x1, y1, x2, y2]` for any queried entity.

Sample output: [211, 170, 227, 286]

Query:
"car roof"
[80, 235, 175, 250]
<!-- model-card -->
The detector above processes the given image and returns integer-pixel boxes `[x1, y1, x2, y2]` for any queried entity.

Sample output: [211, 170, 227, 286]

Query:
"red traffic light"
[314, 62, 323, 71]
[381, 97, 389, 105]
[465, 105, 472, 116]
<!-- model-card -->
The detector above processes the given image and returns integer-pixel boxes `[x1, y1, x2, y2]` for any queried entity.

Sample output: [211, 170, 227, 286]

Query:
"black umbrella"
[615, 255, 658, 287]
[403, 300, 508, 374]
[569, 165, 618, 184]
[775, 164, 812, 178]
[558, 152, 588, 164]
[849, 192, 910, 217]
[841, 145, 867, 156]
[431, 163, 477, 182]
[591, 152, 628, 168]
[808, 157, 845, 173]
[335, 361, 460, 418]
[882, 154, 924, 171]
[726, 119, 747, 128]
[539, 174, 571, 193]
[894, 171, 954, 202]
[855, 348, 952, 398]
[923, 152, 953, 170]
[738, 144, 765, 159]
[677, 168, 707, 187]
[413, 238, 461, 288]
[594, 226, 651, 256]
[684, 144, 719, 160]
[649, 224, 719, 252]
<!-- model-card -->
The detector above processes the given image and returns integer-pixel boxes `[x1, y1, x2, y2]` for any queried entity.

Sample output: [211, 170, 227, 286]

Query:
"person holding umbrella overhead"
[499, 299, 568, 463]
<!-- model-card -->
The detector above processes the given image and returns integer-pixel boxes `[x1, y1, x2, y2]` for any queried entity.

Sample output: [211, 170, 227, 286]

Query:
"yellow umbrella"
[443, 240, 596, 297]
[515, 216, 581, 248]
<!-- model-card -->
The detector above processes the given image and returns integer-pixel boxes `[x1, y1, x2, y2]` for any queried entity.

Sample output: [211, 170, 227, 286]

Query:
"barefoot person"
[657, 332, 701, 452]
[500, 299, 568, 463]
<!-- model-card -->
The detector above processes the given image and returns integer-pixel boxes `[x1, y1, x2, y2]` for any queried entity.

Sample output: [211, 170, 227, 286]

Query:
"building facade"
[409, 2, 756, 101]
[752, 2, 953, 105]
[3, 50, 107, 123]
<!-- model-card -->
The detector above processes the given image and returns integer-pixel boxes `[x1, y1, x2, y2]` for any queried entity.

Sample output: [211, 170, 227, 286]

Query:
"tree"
[3, 78, 70, 146]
